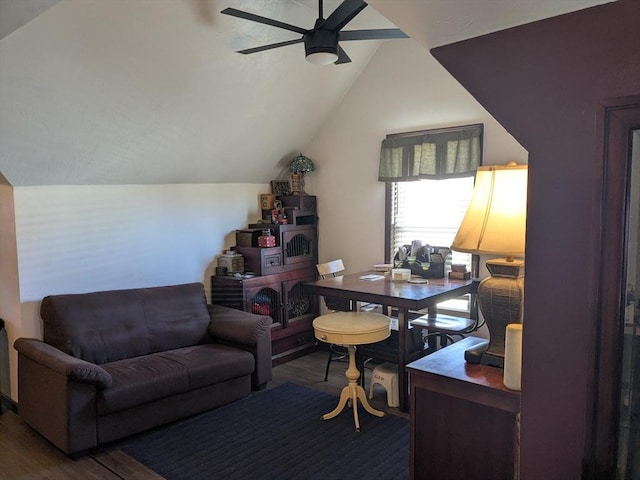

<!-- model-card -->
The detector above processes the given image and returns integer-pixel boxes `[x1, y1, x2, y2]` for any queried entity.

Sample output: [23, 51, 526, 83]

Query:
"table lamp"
[450, 162, 528, 367]
[289, 153, 315, 195]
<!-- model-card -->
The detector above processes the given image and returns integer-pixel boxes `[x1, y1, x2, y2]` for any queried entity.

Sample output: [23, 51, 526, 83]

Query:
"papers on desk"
[359, 274, 385, 281]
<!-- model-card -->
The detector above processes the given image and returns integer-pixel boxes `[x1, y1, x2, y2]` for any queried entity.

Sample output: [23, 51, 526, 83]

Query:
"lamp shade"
[451, 163, 528, 257]
[289, 154, 315, 173]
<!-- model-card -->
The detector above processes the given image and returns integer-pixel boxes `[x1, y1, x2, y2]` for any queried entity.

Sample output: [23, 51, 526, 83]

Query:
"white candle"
[503, 323, 523, 391]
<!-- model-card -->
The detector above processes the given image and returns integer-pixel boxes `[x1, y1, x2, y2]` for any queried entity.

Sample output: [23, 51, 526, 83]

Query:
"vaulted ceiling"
[0, 0, 612, 186]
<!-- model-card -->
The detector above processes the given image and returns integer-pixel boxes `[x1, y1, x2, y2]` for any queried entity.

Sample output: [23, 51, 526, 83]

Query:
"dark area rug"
[119, 382, 408, 480]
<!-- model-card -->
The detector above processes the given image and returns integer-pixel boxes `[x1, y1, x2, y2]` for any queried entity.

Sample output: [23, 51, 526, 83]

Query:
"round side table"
[313, 311, 391, 431]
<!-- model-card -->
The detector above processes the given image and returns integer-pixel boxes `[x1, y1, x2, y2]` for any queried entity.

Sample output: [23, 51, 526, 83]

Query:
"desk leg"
[321, 345, 385, 431]
[398, 308, 409, 412]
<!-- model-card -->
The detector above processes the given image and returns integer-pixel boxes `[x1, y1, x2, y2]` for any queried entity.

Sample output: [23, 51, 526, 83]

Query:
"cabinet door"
[282, 228, 316, 265]
[244, 285, 283, 331]
[282, 272, 318, 330]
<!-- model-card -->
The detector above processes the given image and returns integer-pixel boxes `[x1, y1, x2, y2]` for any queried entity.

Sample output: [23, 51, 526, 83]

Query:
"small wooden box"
[284, 209, 316, 225]
[234, 246, 283, 275]
[236, 229, 263, 248]
[277, 195, 316, 213]
[449, 271, 472, 280]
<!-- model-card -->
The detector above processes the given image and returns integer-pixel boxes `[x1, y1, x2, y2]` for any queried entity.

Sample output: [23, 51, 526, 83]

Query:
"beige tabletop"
[313, 312, 391, 346]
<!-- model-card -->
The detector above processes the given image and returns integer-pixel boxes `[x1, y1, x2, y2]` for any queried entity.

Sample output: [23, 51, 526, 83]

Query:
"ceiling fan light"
[306, 51, 339, 65]
[304, 29, 339, 66]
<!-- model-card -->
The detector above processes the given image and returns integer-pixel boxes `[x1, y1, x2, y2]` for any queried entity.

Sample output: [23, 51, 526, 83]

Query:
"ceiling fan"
[221, 0, 408, 65]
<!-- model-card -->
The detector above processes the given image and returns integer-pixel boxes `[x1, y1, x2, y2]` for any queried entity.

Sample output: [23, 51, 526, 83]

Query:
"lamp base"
[467, 258, 524, 369]
[291, 173, 301, 195]
[290, 172, 309, 195]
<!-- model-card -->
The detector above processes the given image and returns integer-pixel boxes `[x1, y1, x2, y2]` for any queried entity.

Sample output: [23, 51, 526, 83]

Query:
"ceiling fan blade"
[335, 46, 352, 64]
[340, 29, 409, 41]
[320, 0, 367, 32]
[221, 7, 307, 35]
[237, 38, 304, 55]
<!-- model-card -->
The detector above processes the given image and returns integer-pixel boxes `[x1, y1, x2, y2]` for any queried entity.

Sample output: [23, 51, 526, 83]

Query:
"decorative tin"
[258, 229, 276, 248]
[217, 253, 244, 273]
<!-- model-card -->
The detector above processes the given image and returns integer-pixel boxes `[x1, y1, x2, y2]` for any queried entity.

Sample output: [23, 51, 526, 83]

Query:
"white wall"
[3, 182, 267, 401]
[306, 40, 529, 274]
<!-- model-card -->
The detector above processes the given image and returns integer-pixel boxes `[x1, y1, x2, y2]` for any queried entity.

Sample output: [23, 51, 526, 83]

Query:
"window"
[380, 124, 483, 314]
[389, 177, 475, 271]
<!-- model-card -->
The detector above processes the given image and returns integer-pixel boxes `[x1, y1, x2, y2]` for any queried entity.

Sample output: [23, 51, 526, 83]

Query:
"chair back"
[316, 259, 345, 278]
[316, 259, 351, 311]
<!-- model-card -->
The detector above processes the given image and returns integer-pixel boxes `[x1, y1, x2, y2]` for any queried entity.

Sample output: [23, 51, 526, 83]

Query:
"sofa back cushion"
[40, 283, 212, 364]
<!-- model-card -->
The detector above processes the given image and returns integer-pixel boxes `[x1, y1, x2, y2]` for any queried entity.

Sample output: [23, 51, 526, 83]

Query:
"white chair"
[317, 260, 351, 311]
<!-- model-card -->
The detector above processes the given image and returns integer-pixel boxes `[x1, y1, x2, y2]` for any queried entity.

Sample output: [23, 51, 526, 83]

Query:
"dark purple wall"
[431, 1, 640, 478]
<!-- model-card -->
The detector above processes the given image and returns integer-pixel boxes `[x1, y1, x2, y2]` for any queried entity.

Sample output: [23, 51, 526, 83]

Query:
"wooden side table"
[407, 336, 521, 480]
[313, 312, 391, 431]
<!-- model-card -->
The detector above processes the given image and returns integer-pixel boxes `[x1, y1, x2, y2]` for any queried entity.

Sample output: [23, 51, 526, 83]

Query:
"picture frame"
[271, 180, 291, 195]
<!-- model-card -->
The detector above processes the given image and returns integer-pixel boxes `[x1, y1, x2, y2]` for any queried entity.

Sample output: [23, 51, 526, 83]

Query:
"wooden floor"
[0, 350, 403, 480]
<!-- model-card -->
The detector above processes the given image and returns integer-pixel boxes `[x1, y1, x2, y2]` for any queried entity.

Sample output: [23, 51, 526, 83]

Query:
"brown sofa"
[13, 282, 272, 455]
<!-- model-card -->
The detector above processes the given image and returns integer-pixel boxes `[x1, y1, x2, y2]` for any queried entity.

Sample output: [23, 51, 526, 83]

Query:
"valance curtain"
[378, 123, 483, 182]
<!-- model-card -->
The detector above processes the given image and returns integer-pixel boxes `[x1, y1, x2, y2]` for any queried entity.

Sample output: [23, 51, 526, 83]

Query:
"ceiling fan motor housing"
[304, 29, 339, 57]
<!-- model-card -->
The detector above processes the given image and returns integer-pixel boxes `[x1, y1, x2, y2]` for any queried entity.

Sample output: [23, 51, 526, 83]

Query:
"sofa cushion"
[41, 283, 212, 364]
[97, 344, 254, 415]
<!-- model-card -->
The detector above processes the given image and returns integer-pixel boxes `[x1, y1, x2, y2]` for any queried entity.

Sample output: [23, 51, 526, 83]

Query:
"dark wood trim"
[589, 95, 640, 479]
[384, 182, 393, 262]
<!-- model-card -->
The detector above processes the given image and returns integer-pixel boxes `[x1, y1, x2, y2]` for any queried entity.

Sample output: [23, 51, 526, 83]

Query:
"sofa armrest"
[14, 338, 112, 389]
[207, 304, 272, 389]
[207, 304, 272, 344]
[14, 338, 103, 454]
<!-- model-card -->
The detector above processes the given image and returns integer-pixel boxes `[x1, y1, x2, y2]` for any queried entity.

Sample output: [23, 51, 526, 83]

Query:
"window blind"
[391, 177, 474, 269]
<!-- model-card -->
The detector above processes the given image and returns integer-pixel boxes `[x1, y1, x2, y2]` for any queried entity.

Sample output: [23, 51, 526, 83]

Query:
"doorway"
[617, 128, 640, 479]
[592, 98, 640, 479]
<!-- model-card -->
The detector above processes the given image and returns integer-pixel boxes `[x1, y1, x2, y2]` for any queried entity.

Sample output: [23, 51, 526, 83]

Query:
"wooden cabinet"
[236, 224, 317, 275]
[211, 269, 318, 364]
[212, 195, 319, 365]
[407, 336, 521, 480]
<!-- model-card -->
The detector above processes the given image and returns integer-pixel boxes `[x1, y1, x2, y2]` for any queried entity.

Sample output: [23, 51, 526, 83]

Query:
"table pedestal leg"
[321, 345, 385, 431]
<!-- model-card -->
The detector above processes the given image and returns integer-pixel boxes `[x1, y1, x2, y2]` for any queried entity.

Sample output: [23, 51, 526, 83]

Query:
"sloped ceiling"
[0, 0, 613, 186]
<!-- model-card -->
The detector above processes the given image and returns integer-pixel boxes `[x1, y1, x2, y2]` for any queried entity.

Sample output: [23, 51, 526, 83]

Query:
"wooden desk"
[407, 337, 521, 480]
[305, 272, 475, 411]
